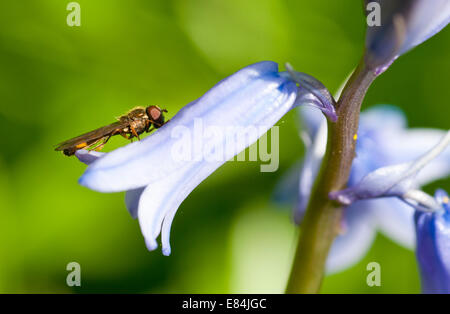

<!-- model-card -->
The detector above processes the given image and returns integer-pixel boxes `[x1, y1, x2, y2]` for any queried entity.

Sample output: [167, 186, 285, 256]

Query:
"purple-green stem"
[286, 58, 377, 293]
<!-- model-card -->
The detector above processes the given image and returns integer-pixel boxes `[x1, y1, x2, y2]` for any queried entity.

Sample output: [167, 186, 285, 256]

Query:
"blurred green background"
[0, 0, 448, 293]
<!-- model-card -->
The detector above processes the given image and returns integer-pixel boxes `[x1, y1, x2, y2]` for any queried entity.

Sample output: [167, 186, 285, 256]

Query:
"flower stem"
[286, 58, 377, 293]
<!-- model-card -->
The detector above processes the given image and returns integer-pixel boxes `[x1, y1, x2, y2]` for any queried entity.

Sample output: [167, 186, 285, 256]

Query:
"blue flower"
[415, 189, 450, 294]
[349, 138, 450, 294]
[75, 61, 336, 255]
[365, 0, 450, 74]
[275, 105, 450, 273]
[329, 130, 450, 207]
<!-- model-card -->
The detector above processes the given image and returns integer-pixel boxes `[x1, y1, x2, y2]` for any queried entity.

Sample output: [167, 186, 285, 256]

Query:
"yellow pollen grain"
[443, 196, 449, 204]
[353, 134, 358, 141]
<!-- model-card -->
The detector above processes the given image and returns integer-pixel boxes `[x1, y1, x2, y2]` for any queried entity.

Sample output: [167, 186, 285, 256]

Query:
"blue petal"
[365, 0, 450, 72]
[350, 105, 407, 183]
[381, 129, 450, 186]
[358, 105, 406, 132]
[327, 197, 417, 273]
[435, 189, 450, 211]
[79, 61, 298, 193]
[327, 197, 415, 273]
[398, 0, 450, 55]
[415, 191, 450, 293]
[136, 164, 202, 254]
[289, 105, 448, 273]
[372, 198, 415, 249]
[329, 163, 414, 205]
[271, 161, 301, 206]
[326, 202, 377, 274]
[124, 187, 144, 219]
[77, 61, 298, 254]
[272, 107, 325, 217]
[298, 106, 327, 141]
[75, 150, 105, 165]
[352, 107, 450, 187]
[331, 130, 450, 205]
[76, 150, 143, 219]
[295, 117, 327, 224]
[285, 64, 337, 122]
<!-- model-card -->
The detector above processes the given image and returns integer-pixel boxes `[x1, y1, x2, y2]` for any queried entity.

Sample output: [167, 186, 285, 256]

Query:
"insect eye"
[147, 106, 164, 121]
[146, 105, 167, 128]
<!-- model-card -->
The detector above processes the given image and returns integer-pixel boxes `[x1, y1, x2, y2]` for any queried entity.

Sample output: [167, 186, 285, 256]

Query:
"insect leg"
[89, 128, 122, 151]
[90, 135, 112, 151]
[120, 132, 130, 139]
[85, 137, 108, 151]
[130, 125, 141, 140]
[93, 142, 107, 151]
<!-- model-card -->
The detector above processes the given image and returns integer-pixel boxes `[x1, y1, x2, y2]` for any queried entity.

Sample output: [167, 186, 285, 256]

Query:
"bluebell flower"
[75, 61, 336, 255]
[329, 130, 450, 206]
[275, 105, 450, 273]
[365, 0, 450, 74]
[415, 189, 450, 294]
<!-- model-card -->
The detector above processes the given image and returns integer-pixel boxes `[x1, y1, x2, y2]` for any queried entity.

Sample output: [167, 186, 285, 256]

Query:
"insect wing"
[55, 121, 127, 152]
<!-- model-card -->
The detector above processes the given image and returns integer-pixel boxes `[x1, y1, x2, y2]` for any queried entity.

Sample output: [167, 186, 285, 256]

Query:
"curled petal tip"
[78, 171, 105, 191]
[284, 63, 338, 122]
[75, 149, 105, 165]
[145, 238, 158, 251]
[162, 247, 171, 256]
[79, 169, 132, 193]
[77, 173, 89, 188]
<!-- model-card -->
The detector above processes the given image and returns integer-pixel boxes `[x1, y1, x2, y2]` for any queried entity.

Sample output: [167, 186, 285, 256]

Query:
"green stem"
[286, 58, 377, 293]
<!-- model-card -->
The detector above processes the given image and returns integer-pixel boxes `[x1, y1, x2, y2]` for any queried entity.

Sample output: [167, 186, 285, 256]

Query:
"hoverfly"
[55, 105, 168, 156]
